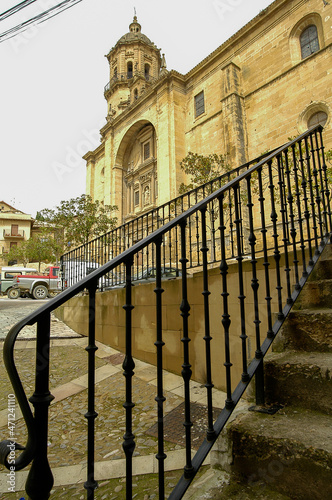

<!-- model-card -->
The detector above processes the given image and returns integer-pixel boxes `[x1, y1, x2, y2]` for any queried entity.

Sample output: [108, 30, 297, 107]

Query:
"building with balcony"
[84, 0, 332, 226]
[0, 201, 34, 266]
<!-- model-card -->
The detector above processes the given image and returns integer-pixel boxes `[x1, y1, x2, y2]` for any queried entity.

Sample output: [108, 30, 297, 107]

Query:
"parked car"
[0, 267, 38, 299]
[135, 266, 181, 281]
[12, 266, 61, 299]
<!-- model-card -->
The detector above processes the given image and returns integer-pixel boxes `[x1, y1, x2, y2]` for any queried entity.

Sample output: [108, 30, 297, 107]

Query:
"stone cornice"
[83, 142, 105, 162]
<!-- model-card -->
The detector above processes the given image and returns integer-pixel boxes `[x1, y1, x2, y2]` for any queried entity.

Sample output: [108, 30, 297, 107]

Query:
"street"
[0, 297, 80, 340]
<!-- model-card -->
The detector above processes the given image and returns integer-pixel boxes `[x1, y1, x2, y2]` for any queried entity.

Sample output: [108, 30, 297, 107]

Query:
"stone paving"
[0, 299, 248, 499]
[0, 297, 81, 340]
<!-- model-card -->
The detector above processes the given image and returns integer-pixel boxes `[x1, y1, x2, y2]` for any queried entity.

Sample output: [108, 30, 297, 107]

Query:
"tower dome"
[115, 16, 156, 49]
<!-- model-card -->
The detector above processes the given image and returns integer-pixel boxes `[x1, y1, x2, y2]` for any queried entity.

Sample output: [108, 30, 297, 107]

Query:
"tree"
[26, 236, 55, 271]
[36, 194, 118, 249]
[3, 236, 54, 271]
[3, 242, 30, 267]
[178, 151, 231, 194]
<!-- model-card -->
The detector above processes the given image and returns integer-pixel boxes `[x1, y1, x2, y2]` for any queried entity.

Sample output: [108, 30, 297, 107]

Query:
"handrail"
[1, 124, 331, 499]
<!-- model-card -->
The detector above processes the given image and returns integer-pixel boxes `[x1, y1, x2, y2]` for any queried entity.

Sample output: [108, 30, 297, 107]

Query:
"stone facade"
[0, 201, 34, 267]
[85, 0, 332, 225]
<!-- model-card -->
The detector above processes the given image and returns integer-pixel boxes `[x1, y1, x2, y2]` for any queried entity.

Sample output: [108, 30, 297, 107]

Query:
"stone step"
[273, 309, 332, 353]
[308, 243, 332, 281]
[264, 351, 332, 414]
[228, 407, 332, 500]
[294, 279, 332, 310]
[183, 467, 291, 499]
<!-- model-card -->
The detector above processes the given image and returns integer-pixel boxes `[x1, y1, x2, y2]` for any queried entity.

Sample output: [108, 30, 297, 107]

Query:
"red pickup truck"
[11, 266, 61, 299]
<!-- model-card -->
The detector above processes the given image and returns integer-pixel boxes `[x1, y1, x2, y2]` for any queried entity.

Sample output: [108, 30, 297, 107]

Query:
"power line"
[0, 0, 83, 43]
[0, 1, 38, 23]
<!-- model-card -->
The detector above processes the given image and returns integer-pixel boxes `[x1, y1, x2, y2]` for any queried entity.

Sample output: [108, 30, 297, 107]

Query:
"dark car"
[136, 267, 181, 281]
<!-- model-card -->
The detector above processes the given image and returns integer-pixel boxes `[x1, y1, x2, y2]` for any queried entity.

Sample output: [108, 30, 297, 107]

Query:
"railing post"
[25, 313, 54, 500]
[318, 128, 332, 240]
[246, 175, 264, 406]
[233, 184, 249, 383]
[218, 194, 234, 410]
[154, 238, 166, 497]
[179, 220, 194, 480]
[84, 280, 98, 499]
[200, 207, 216, 441]
[122, 257, 135, 499]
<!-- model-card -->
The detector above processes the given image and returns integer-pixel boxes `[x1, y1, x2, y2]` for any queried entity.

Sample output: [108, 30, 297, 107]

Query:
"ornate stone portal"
[123, 124, 157, 219]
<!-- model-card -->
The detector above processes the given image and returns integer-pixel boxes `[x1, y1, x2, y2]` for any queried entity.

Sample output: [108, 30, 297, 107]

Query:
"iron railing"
[60, 148, 280, 289]
[3, 229, 24, 238]
[0, 125, 331, 499]
[104, 71, 157, 94]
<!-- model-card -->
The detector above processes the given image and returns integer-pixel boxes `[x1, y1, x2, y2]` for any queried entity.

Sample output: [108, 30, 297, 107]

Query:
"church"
[84, 0, 332, 225]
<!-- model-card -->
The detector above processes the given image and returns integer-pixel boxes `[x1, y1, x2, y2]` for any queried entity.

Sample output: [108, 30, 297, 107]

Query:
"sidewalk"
[0, 319, 248, 499]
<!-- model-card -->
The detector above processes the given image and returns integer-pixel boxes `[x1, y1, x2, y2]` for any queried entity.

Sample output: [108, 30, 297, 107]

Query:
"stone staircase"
[185, 242, 332, 499]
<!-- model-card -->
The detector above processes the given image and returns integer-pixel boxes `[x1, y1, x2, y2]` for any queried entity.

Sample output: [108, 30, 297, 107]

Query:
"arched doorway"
[115, 120, 157, 222]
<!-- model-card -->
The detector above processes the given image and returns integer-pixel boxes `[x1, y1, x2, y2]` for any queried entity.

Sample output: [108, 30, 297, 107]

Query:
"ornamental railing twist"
[0, 125, 331, 499]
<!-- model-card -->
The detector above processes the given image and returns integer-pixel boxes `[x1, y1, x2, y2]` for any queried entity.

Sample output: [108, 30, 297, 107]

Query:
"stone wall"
[54, 255, 288, 393]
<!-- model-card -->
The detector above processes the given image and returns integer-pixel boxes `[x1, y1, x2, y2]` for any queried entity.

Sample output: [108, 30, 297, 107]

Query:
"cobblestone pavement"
[0, 297, 81, 340]
[0, 298, 247, 499]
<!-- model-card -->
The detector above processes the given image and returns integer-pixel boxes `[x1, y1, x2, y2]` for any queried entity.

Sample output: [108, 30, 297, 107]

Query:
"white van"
[0, 266, 38, 298]
[61, 260, 99, 287]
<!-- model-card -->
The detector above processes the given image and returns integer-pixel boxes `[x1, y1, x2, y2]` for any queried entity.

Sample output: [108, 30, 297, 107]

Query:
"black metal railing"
[104, 71, 157, 93]
[60, 148, 281, 289]
[0, 125, 331, 499]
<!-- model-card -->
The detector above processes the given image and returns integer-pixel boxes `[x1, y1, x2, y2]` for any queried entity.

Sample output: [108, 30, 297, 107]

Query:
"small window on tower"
[143, 142, 150, 161]
[114, 67, 117, 79]
[195, 91, 205, 117]
[134, 88, 138, 100]
[145, 64, 150, 81]
[134, 190, 140, 206]
[127, 62, 133, 79]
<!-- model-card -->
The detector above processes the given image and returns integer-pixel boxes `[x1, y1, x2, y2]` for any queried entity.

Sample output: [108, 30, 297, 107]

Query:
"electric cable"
[0, 1, 38, 23]
[0, 0, 83, 43]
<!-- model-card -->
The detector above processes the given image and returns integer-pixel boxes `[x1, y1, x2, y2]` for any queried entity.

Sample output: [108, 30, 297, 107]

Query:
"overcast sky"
[0, 0, 274, 217]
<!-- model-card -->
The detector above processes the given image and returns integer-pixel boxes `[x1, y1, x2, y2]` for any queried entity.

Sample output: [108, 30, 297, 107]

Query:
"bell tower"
[104, 15, 163, 119]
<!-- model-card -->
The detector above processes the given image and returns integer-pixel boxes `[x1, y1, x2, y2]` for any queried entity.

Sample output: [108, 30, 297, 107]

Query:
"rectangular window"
[11, 224, 18, 236]
[143, 142, 150, 161]
[195, 91, 205, 117]
[134, 190, 140, 206]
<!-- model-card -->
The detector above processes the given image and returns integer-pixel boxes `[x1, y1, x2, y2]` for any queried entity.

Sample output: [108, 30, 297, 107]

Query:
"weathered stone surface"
[264, 351, 332, 414]
[230, 409, 332, 500]
[273, 309, 332, 352]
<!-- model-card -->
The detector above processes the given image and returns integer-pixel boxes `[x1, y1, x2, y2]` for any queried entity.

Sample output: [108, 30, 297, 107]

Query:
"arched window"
[308, 111, 328, 128]
[145, 64, 150, 81]
[127, 62, 133, 79]
[300, 25, 319, 59]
